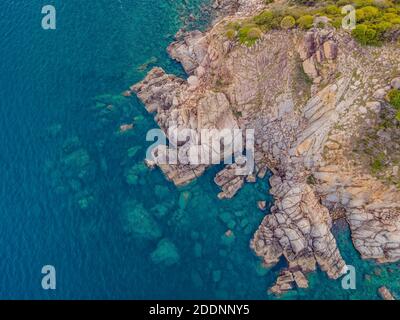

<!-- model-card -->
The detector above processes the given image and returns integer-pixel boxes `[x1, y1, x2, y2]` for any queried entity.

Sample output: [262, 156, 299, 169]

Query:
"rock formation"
[378, 286, 396, 300]
[131, 0, 400, 294]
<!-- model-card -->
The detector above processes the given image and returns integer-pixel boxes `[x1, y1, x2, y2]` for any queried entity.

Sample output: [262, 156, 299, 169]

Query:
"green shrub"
[325, 5, 341, 15]
[225, 21, 241, 31]
[253, 10, 275, 26]
[280, 15, 296, 29]
[383, 12, 398, 20]
[371, 158, 384, 173]
[225, 29, 236, 40]
[388, 89, 400, 109]
[374, 21, 393, 37]
[357, 6, 380, 21]
[247, 27, 263, 39]
[332, 16, 344, 28]
[354, 0, 375, 8]
[225, 0, 400, 47]
[297, 15, 314, 29]
[336, 0, 353, 6]
[373, 0, 394, 9]
[352, 24, 379, 44]
[391, 17, 400, 23]
[238, 25, 262, 46]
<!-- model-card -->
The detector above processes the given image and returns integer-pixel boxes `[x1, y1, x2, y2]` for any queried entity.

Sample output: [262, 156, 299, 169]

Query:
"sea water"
[0, 0, 398, 299]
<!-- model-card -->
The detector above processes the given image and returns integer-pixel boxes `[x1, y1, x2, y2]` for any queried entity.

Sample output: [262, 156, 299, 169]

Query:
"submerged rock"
[123, 201, 162, 240]
[125, 163, 147, 185]
[221, 230, 235, 246]
[151, 238, 180, 266]
[63, 149, 91, 169]
[194, 242, 203, 258]
[127, 146, 141, 158]
[178, 191, 191, 210]
[212, 270, 222, 283]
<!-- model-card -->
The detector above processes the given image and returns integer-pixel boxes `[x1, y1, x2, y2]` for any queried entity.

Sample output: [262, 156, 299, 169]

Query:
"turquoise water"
[0, 0, 399, 299]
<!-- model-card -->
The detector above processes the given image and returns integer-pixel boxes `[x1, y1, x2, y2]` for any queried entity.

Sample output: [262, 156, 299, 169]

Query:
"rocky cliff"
[131, 0, 400, 294]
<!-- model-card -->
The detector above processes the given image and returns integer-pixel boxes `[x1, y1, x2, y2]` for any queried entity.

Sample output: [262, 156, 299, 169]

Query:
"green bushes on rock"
[224, 0, 400, 46]
[253, 10, 275, 27]
[297, 15, 314, 29]
[356, 6, 380, 21]
[388, 89, 400, 109]
[238, 24, 263, 46]
[225, 28, 236, 40]
[280, 15, 296, 29]
[352, 24, 379, 45]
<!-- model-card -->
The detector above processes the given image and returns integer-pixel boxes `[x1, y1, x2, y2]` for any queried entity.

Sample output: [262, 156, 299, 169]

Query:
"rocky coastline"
[131, 0, 400, 296]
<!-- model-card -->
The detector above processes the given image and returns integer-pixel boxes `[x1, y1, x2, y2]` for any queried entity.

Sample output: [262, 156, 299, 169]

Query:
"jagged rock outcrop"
[269, 269, 309, 295]
[378, 286, 396, 300]
[252, 177, 346, 283]
[132, 0, 400, 294]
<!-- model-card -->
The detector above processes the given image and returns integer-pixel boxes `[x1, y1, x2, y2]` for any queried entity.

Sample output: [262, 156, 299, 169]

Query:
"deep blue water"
[0, 0, 399, 300]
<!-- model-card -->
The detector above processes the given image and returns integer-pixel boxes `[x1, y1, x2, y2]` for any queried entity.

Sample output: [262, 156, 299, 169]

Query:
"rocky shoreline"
[131, 0, 400, 296]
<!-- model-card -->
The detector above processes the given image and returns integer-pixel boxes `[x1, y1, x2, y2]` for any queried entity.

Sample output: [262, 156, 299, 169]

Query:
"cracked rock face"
[251, 177, 346, 282]
[132, 0, 400, 294]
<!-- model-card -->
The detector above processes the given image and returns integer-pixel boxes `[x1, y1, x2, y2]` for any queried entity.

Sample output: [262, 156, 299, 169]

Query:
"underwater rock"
[127, 146, 141, 158]
[190, 231, 200, 241]
[123, 201, 162, 240]
[62, 136, 82, 153]
[191, 270, 204, 288]
[125, 163, 147, 185]
[63, 149, 90, 169]
[46, 123, 62, 138]
[151, 204, 169, 218]
[269, 270, 294, 295]
[255, 262, 269, 277]
[227, 220, 236, 229]
[77, 194, 95, 210]
[212, 270, 222, 283]
[178, 191, 191, 210]
[137, 56, 158, 72]
[194, 242, 202, 258]
[94, 93, 127, 107]
[239, 218, 249, 229]
[150, 238, 180, 266]
[154, 185, 170, 200]
[219, 212, 231, 223]
[221, 230, 235, 246]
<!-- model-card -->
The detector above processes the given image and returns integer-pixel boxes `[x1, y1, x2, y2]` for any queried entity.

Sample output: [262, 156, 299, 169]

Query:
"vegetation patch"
[224, 0, 400, 46]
